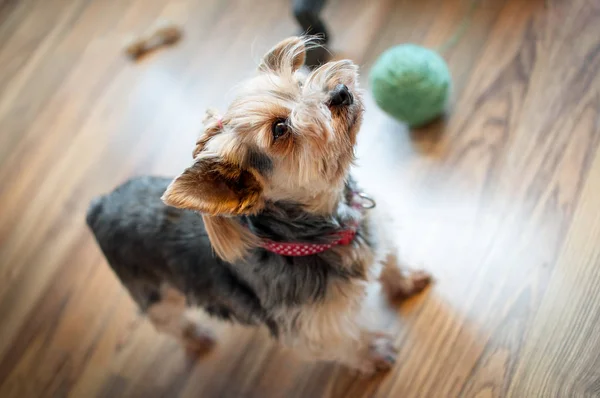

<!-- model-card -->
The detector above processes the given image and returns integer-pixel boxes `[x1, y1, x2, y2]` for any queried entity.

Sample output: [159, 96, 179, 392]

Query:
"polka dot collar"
[259, 191, 375, 257]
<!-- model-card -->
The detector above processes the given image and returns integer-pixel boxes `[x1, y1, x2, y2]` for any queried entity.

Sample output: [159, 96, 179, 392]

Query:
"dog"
[87, 37, 431, 375]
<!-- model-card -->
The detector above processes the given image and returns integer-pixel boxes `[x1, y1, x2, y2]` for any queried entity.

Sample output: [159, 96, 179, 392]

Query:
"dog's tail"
[86, 196, 105, 230]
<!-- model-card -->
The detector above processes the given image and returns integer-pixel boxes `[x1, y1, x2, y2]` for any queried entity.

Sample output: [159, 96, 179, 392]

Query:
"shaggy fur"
[87, 37, 431, 374]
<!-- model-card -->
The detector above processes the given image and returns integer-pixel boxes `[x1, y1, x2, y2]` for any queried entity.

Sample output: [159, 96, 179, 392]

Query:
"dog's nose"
[329, 84, 353, 106]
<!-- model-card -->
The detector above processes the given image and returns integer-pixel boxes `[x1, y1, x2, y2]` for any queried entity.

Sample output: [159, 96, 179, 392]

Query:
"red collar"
[260, 192, 375, 257]
[261, 226, 357, 256]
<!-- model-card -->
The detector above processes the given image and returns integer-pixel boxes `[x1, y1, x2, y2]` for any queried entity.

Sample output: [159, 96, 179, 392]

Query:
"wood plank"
[1, 0, 600, 396]
[507, 119, 600, 396]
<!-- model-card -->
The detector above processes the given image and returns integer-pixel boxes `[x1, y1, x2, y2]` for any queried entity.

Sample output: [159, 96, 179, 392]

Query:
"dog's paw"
[369, 335, 397, 371]
[354, 334, 398, 376]
[182, 323, 216, 354]
[383, 270, 432, 300]
[406, 270, 432, 294]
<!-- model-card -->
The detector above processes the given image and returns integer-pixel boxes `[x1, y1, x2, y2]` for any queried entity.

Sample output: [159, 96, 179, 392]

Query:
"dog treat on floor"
[125, 22, 182, 59]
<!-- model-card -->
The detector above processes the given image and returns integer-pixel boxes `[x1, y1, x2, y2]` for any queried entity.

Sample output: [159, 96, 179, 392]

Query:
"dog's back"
[86, 176, 266, 324]
[87, 176, 199, 309]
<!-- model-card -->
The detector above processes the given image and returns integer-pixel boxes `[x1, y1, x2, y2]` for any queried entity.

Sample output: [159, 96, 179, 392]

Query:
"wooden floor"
[1, 0, 600, 396]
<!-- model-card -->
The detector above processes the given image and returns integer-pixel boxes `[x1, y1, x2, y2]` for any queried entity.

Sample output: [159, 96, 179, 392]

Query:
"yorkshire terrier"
[87, 37, 431, 375]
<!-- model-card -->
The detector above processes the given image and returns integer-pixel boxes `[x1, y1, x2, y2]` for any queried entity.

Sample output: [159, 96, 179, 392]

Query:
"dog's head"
[163, 37, 364, 222]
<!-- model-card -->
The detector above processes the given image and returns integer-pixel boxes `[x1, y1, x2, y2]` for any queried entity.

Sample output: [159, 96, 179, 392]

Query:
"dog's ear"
[162, 157, 264, 216]
[259, 36, 306, 73]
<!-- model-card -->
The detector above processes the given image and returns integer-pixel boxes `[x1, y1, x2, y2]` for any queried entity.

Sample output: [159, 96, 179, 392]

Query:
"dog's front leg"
[379, 253, 431, 301]
[345, 329, 399, 375]
[146, 285, 215, 353]
[295, 318, 398, 375]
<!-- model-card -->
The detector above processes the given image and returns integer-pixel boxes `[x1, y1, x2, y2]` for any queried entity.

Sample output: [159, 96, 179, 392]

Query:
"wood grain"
[1, 0, 600, 397]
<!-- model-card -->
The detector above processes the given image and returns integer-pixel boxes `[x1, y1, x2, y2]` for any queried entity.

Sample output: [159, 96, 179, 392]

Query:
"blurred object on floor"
[125, 20, 183, 60]
[292, 0, 330, 66]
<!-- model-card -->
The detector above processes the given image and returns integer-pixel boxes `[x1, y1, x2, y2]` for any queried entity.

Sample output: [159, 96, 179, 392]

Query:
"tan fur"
[202, 215, 260, 262]
[192, 109, 224, 158]
[147, 285, 215, 352]
[160, 37, 431, 374]
[380, 254, 432, 300]
[166, 37, 363, 217]
[162, 157, 264, 216]
[275, 231, 400, 374]
[259, 36, 307, 74]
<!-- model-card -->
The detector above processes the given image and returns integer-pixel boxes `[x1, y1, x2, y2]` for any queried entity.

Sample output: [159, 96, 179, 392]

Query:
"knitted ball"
[369, 44, 451, 128]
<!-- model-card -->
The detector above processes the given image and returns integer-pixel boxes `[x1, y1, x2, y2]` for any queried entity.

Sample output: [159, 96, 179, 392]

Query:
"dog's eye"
[272, 120, 289, 140]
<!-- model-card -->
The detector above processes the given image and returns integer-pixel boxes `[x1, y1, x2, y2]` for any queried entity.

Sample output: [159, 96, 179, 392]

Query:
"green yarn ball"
[369, 44, 451, 128]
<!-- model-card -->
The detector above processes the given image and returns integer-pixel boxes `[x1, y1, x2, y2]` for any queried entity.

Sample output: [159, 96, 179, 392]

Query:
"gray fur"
[87, 176, 370, 336]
